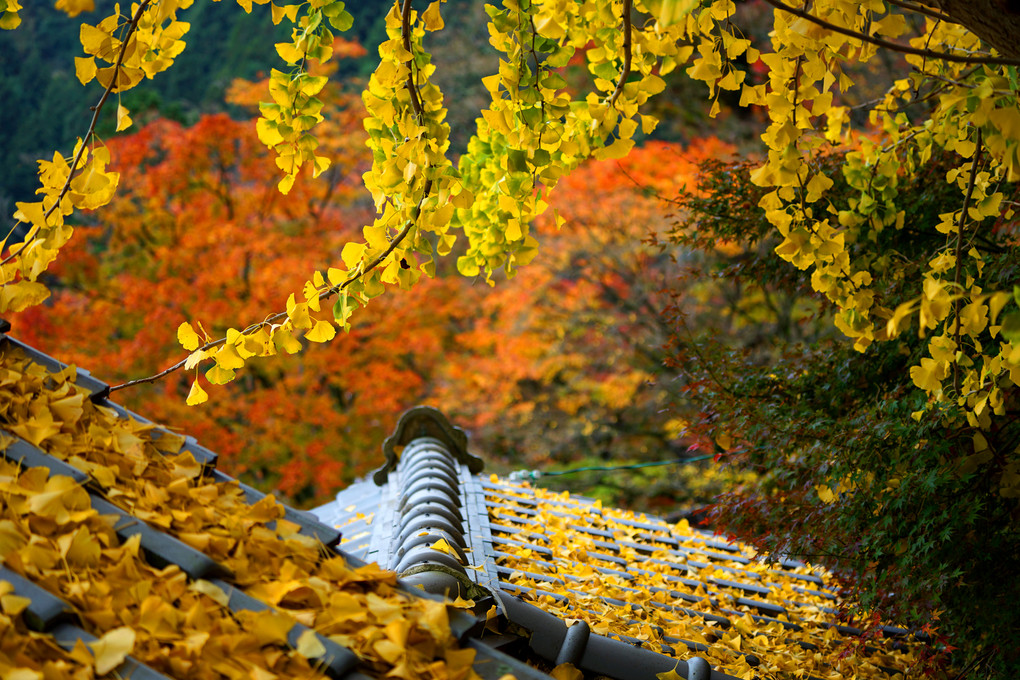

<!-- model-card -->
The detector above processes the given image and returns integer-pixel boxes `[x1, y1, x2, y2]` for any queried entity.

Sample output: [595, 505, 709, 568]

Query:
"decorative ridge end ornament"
[373, 406, 481, 485]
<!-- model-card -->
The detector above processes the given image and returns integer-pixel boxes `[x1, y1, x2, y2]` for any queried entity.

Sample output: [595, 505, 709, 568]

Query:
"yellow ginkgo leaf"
[90, 626, 135, 675]
[55, 0, 94, 18]
[27, 475, 88, 522]
[655, 665, 684, 680]
[251, 611, 295, 646]
[115, 104, 132, 131]
[295, 628, 326, 658]
[422, 1, 444, 30]
[189, 579, 229, 606]
[186, 379, 208, 405]
[816, 484, 836, 505]
[430, 537, 462, 562]
[177, 321, 200, 351]
[305, 319, 336, 343]
[551, 662, 583, 680]
[74, 56, 97, 85]
[1, 593, 31, 616]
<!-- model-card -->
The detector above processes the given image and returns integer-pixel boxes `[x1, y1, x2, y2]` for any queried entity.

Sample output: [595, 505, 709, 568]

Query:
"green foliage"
[662, 152, 1020, 675]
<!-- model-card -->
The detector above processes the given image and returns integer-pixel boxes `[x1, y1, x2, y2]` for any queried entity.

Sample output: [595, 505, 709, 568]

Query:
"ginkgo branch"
[763, 0, 1020, 67]
[1, 0, 154, 265]
[952, 127, 982, 395]
[401, 0, 423, 120]
[607, 0, 632, 110]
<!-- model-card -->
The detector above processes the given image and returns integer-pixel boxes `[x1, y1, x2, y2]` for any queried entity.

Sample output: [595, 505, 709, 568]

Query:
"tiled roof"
[318, 412, 929, 680]
[0, 322, 547, 680]
[2, 318, 929, 680]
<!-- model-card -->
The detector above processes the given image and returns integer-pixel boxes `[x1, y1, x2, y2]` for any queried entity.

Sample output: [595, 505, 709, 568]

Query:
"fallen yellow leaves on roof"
[1, 579, 90, 680]
[488, 481, 921, 680]
[0, 350, 487, 680]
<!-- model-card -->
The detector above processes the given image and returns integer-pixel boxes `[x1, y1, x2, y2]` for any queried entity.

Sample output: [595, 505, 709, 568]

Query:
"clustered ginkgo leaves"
[2, 0, 1019, 490]
[487, 480, 923, 680]
[142, 0, 696, 406]
[682, 1, 1020, 483]
[0, 578, 95, 680]
[5, 0, 682, 405]
[0, 351, 486, 680]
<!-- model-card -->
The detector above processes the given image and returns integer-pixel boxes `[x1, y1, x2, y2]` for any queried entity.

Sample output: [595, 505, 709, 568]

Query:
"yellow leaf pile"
[0, 349, 485, 680]
[487, 479, 922, 680]
[0, 579, 93, 679]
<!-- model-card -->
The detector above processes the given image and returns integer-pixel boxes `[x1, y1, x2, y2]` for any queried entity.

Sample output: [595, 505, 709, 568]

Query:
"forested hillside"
[0, 0, 390, 207]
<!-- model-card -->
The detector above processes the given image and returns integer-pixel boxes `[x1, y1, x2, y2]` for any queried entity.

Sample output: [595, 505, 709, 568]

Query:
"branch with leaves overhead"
[2, 0, 1018, 434]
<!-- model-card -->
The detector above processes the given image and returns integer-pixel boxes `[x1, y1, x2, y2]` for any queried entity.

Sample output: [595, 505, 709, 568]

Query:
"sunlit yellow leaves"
[184, 377, 207, 405]
[205, 362, 236, 385]
[295, 628, 327, 658]
[79, 19, 119, 62]
[816, 484, 836, 504]
[273, 326, 303, 354]
[286, 293, 313, 329]
[177, 321, 201, 351]
[488, 479, 917, 678]
[594, 137, 635, 161]
[13, 0, 1013, 456]
[89, 626, 136, 675]
[0, 0, 22, 29]
[74, 55, 97, 84]
[55, 0, 94, 18]
[422, 1, 444, 31]
[271, 3, 300, 25]
[0, 280, 51, 313]
[910, 357, 949, 392]
[115, 104, 133, 132]
[275, 41, 306, 64]
[0, 353, 485, 680]
[305, 319, 336, 343]
[183, 348, 212, 371]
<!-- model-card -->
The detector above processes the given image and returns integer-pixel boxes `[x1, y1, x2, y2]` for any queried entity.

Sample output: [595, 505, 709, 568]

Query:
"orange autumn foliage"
[15, 69, 733, 509]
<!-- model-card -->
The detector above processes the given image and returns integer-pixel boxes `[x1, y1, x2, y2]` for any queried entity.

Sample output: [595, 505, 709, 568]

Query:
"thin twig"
[2, 0, 154, 265]
[607, 0, 633, 110]
[952, 127, 982, 395]
[950, 649, 994, 680]
[763, 0, 1020, 67]
[401, 0, 423, 119]
[791, 53, 805, 129]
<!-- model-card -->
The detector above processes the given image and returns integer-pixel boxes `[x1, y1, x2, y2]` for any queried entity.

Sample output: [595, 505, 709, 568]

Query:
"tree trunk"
[931, 0, 1020, 60]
